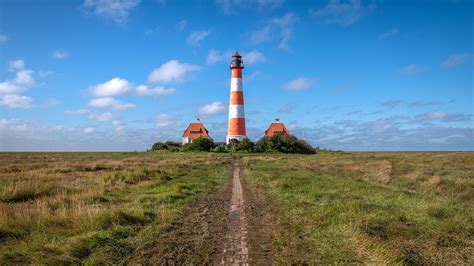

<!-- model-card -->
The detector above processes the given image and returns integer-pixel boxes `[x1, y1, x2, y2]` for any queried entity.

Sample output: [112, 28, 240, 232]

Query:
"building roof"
[182, 120, 210, 139]
[264, 119, 290, 137]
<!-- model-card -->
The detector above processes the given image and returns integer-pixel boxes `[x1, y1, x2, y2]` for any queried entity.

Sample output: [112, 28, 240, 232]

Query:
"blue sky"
[0, 0, 472, 151]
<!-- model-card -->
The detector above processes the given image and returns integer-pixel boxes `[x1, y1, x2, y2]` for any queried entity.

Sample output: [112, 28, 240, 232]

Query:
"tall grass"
[244, 152, 474, 264]
[0, 152, 229, 264]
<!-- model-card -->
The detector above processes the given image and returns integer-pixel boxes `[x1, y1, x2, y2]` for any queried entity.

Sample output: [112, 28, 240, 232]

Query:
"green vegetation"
[254, 135, 316, 154]
[150, 141, 181, 152]
[243, 152, 474, 264]
[186, 137, 215, 151]
[0, 152, 229, 264]
[151, 134, 317, 154]
[1, 151, 472, 264]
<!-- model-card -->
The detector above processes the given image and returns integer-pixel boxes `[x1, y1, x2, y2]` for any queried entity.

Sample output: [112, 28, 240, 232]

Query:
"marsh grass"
[244, 152, 474, 264]
[0, 152, 229, 264]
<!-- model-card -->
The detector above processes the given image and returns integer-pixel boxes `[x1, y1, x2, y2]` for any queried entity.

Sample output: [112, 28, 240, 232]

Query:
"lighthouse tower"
[226, 52, 247, 144]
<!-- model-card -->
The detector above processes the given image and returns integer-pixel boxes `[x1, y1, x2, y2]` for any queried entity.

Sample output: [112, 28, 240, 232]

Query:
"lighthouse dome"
[230, 51, 244, 69]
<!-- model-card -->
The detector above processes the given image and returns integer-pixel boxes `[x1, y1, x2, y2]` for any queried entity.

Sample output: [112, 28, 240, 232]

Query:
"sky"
[0, 0, 472, 151]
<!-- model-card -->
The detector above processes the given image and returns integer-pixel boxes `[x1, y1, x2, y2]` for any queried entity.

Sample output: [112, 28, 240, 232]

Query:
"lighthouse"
[226, 52, 247, 144]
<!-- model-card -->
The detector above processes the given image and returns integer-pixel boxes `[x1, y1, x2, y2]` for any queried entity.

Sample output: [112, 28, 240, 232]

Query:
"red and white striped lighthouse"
[226, 51, 247, 144]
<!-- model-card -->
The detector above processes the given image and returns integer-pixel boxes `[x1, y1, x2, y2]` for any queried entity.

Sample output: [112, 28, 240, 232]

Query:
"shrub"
[164, 141, 181, 151]
[151, 141, 182, 152]
[212, 143, 228, 153]
[227, 139, 240, 152]
[188, 137, 215, 151]
[151, 142, 168, 151]
[255, 134, 316, 154]
[239, 138, 255, 152]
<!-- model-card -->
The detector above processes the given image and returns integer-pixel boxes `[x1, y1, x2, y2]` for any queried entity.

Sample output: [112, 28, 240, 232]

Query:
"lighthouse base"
[226, 135, 247, 144]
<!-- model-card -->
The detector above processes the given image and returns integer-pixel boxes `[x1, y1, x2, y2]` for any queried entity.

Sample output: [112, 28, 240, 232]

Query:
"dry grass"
[0, 152, 229, 264]
[243, 151, 474, 264]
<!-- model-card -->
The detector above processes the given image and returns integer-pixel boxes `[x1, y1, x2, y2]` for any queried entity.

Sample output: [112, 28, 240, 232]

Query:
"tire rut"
[130, 158, 313, 264]
[220, 161, 249, 265]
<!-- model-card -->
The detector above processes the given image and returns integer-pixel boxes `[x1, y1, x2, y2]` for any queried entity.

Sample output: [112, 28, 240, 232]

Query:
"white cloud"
[399, 64, 427, 75]
[0, 118, 28, 132]
[283, 77, 314, 91]
[206, 49, 229, 64]
[115, 125, 126, 133]
[441, 53, 471, 68]
[0, 82, 27, 94]
[38, 70, 54, 78]
[148, 60, 201, 83]
[215, 0, 284, 14]
[53, 50, 68, 59]
[82, 0, 140, 25]
[381, 99, 402, 108]
[249, 13, 296, 49]
[272, 13, 297, 49]
[0, 94, 33, 109]
[90, 77, 132, 96]
[0, 118, 23, 128]
[88, 97, 135, 110]
[0, 61, 37, 108]
[65, 109, 91, 115]
[310, 0, 375, 26]
[176, 20, 187, 31]
[246, 71, 260, 81]
[9, 60, 25, 71]
[0, 34, 8, 43]
[242, 50, 266, 64]
[249, 25, 272, 45]
[379, 28, 399, 39]
[206, 50, 265, 65]
[155, 114, 179, 127]
[88, 112, 115, 121]
[135, 85, 175, 96]
[14, 70, 34, 85]
[415, 112, 472, 123]
[199, 101, 226, 115]
[187, 30, 210, 46]
[84, 127, 95, 133]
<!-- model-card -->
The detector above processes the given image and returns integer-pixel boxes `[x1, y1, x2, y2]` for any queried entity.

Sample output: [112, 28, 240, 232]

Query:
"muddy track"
[219, 161, 249, 264]
[131, 159, 313, 264]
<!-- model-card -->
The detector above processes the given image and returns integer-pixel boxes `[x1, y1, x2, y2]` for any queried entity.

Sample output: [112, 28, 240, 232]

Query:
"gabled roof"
[264, 121, 290, 137]
[182, 121, 209, 139]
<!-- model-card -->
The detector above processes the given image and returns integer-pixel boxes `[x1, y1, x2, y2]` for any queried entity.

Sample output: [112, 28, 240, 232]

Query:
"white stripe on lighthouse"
[229, 104, 245, 118]
[230, 78, 243, 92]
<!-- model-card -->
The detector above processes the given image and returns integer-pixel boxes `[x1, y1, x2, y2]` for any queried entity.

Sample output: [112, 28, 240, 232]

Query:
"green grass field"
[0, 152, 229, 264]
[244, 152, 474, 264]
[0, 151, 472, 264]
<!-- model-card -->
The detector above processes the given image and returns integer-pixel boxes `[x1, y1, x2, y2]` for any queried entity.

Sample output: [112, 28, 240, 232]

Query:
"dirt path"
[130, 159, 313, 264]
[220, 161, 249, 264]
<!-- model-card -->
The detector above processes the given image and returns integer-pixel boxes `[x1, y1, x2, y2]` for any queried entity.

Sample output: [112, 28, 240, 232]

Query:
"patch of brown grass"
[0, 152, 229, 264]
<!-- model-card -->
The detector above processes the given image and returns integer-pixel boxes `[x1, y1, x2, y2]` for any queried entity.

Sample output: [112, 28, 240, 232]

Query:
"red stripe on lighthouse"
[228, 118, 246, 135]
[232, 68, 242, 78]
[230, 91, 244, 105]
